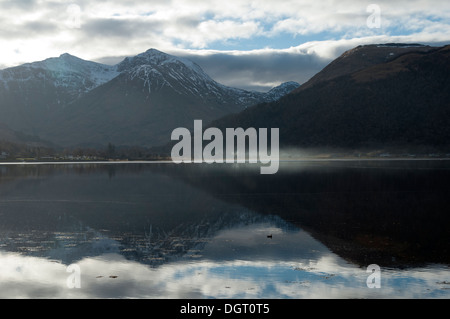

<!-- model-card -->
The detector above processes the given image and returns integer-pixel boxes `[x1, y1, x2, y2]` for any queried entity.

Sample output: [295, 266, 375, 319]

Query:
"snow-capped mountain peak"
[117, 48, 203, 74]
[264, 81, 300, 101]
[116, 48, 234, 98]
[28, 53, 120, 89]
[0, 48, 300, 148]
[0, 53, 120, 97]
[115, 48, 299, 104]
[117, 48, 214, 87]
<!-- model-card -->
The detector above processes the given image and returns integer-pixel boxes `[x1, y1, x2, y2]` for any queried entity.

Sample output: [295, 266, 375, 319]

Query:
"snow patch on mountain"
[264, 81, 300, 101]
[118, 48, 299, 106]
[0, 48, 299, 110]
[376, 43, 427, 48]
[28, 53, 120, 89]
[0, 53, 119, 95]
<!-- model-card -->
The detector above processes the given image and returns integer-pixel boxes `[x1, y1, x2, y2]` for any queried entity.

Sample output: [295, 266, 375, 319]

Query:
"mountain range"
[0, 49, 299, 148]
[1, 43, 449, 154]
[210, 43, 450, 154]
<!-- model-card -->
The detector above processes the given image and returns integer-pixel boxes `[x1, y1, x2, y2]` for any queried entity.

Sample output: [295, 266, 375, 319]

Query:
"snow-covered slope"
[0, 48, 299, 147]
[0, 54, 120, 135]
[0, 53, 119, 98]
[263, 81, 301, 102]
[118, 49, 223, 96]
[117, 49, 299, 107]
[31, 53, 119, 90]
[0, 49, 298, 108]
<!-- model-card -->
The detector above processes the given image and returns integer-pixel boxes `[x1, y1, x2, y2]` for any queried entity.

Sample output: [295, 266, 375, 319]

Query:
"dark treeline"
[0, 140, 168, 161]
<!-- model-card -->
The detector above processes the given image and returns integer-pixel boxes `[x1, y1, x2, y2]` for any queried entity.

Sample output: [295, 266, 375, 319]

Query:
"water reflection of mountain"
[0, 163, 301, 266]
[1, 162, 449, 268]
[152, 161, 450, 267]
[0, 209, 295, 267]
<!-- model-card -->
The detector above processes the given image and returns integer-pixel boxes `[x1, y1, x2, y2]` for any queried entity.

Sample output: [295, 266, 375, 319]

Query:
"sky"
[1, 0, 450, 91]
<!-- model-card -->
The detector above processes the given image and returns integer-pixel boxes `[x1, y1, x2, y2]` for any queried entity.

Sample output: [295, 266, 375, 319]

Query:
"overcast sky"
[1, 0, 450, 91]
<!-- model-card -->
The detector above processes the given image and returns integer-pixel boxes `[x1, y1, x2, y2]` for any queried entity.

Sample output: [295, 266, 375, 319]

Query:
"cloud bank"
[1, 0, 450, 90]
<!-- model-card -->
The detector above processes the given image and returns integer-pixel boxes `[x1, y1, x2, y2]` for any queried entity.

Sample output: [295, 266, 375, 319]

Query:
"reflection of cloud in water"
[1, 252, 449, 299]
[1, 224, 449, 299]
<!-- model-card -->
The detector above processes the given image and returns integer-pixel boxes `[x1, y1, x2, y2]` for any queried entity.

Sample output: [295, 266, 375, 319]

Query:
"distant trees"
[0, 140, 56, 160]
[106, 143, 116, 159]
[0, 139, 168, 162]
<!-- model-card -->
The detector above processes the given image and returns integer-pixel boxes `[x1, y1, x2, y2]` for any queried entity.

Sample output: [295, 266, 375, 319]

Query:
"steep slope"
[210, 44, 450, 152]
[0, 54, 119, 135]
[0, 122, 55, 158]
[263, 81, 301, 101]
[295, 43, 434, 92]
[0, 122, 27, 144]
[115, 49, 300, 107]
[115, 49, 269, 108]
[23, 53, 119, 94]
[42, 49, 299, 147]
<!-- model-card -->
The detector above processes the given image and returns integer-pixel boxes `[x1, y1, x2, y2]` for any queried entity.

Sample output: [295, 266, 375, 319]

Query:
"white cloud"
[0, 0, 449, 90]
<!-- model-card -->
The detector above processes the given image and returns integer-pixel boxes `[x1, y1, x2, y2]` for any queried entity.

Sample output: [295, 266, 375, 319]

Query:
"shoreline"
[1, 157, 450, 165]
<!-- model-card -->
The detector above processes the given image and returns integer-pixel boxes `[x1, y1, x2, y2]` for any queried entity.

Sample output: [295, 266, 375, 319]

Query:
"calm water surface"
[0, 160, 449, 298]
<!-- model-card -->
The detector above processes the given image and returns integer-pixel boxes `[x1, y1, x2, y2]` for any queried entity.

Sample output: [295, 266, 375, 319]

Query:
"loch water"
[0, 160, 449, 298]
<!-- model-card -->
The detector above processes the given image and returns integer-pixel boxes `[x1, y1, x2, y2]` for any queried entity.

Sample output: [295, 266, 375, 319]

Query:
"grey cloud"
[0, 20, 59, 39]
[175, 15, 202, 28]
[177, 51, 330, 91]
[81, 18, 163, 38]
[95, 49, 330, 92]
[0, 0, 38, 11]
[23, 20, 59, 33]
